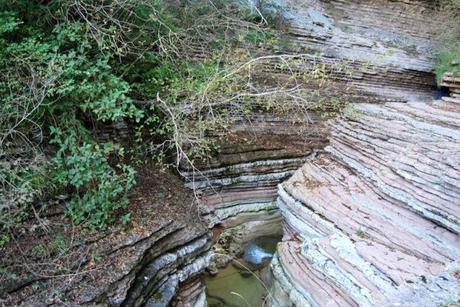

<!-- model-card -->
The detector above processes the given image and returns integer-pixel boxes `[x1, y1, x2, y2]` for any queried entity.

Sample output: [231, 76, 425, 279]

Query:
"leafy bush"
[50, 125, 135, 228]
[0, 1, 153, 233]
[436, 41, 460, 80]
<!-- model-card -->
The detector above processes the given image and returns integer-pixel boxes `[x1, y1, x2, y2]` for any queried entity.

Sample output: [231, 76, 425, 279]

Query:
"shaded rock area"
[441, 72, 460, 104]
[175, 112, 319, 305]
[0, 165, 211, 306]
[178, 112, 327, 286]
[271, 100, 460, 306]
[170, 278, 207, 307]
[209, 208, 282, 270]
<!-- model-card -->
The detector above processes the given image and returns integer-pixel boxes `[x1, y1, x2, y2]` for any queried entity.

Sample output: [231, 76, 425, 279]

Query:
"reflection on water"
[205, 236, 280, 307]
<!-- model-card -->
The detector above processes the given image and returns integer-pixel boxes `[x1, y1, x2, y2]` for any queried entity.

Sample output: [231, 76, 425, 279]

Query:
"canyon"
[2, 0, 458, 306]
[194, 1, 459, 306]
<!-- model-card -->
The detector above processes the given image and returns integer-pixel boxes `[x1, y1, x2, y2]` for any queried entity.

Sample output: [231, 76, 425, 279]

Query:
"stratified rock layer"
[181, 0, 443, 242]
[181, 113, 328, 229]
[1, 167, 212, 307]
[262, 0, 439, 102]
[441, 73, 460, 104]
[272, 100, 460, 306]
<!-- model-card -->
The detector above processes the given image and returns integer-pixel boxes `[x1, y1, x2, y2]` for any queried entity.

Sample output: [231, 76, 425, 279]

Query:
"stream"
[204, 236, 281, 307]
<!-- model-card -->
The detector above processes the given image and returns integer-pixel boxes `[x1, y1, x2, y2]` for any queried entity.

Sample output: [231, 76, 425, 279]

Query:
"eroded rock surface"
[1, 166, 212, 307]
[261, 0, 438, 102]
[272, 100, 460, 306]
[4, 1, 454, 305]
[179, 1, 456, 306]
[181, 113, 328, 230]
[193, 0, 444, 259]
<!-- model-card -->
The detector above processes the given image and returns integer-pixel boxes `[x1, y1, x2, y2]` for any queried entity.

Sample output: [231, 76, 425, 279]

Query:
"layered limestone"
[181, 113, 328, 229]
[180, 0, 442, 227]
[1, 168, 212, 307]
[179, 1, 451, 305]
[4, 221, 212, 307]
[180, 0, 442, 243]
[272, 100, 460, 306]
[3, 1, 454, 306]
[441, 72, 460, 104]
[259, 0, 438, 102]
[178, 112, 327, 278]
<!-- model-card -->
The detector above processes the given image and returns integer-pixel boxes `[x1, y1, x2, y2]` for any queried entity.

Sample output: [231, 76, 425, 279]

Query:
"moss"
[441, 300, 460, 307]
[434, 1, 460, 81]
[356, 229, 369, 239]
[153, 291, 163, 301]
[435, 43, 460, 82]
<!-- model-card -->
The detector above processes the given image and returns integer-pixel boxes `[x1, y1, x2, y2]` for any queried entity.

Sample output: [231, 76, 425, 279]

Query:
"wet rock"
[206, 262, 219, 276]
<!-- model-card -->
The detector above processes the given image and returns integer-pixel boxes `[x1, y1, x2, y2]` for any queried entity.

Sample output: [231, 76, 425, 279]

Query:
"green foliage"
[31, 234, 69, 259]
[0, 0, 240, 232]
[441, 300, 460, 307]
[310, 97, 349, 119]
[51, 234, 68, 255]
[434, 0, 460, 81]
[31, 243, 49, 258]
[436, 40, 460, 81]
[0, 234, 10, 247]
[243, 30, 276, 45]
[0, 1, 148, 232]
[355, 229, 369, 239]
[50, 124, 136, 228]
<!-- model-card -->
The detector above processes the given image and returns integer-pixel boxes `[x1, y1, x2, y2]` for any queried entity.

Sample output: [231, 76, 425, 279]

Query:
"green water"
[205, 236, 280, 307]
[249, 236, 279, 254]
[205, 264, 267, 307]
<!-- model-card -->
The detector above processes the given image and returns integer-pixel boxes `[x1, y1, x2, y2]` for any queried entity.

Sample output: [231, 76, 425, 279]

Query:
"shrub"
[50, 125, 135, 229]
[0, 1, 149, 233]
[436, 42, 460, 80]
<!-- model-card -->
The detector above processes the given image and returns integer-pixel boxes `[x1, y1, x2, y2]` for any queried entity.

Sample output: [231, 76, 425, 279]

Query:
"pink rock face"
[273, 100, 460, 306]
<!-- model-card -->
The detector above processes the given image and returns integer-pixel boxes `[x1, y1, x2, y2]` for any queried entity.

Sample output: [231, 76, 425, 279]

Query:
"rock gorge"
[2, 0, 459, 306]
[182, 0, 459, 306]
